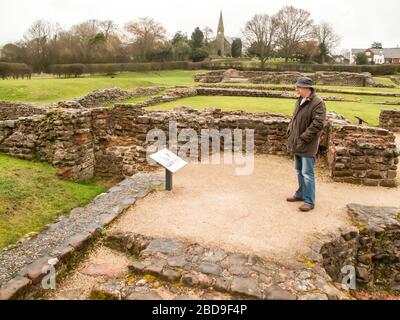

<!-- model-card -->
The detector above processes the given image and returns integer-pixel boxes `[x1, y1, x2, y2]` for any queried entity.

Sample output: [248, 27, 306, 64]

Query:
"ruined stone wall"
[379, 109, 400, 132]
[0, 109, 94, 181]
[327, 121, 398, 187]
[0, 101, 48, 121]
[194, 69, 374, 87]
[90, 106, 290, 178]
[318, 204, 400, 291]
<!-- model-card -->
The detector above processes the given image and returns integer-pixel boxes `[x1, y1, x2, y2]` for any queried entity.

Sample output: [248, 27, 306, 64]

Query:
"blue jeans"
[294, 155, 316, 205]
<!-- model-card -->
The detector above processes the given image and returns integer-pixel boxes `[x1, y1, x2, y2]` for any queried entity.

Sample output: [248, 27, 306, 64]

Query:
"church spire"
[218, 10, 224, 33]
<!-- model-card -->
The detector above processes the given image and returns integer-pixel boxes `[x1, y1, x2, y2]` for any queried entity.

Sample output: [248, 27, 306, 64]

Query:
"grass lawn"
[0, 70, 203, 105]
[0, 155, 106, 250]
[149, 95, 400, 126]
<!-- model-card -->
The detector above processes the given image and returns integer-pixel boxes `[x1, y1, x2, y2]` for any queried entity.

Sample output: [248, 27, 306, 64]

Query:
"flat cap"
[295, 77, 314, 88]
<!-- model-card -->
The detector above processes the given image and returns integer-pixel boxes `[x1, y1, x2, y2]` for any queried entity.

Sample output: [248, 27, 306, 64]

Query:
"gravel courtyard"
[112, 146, 400, 263]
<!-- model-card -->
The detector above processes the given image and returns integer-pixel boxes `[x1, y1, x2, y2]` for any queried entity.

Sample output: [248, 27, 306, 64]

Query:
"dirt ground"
[112, 137, 400, 263]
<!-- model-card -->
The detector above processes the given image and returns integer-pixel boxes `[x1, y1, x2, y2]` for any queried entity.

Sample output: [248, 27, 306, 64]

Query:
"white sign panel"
[150, 148, 188, 173]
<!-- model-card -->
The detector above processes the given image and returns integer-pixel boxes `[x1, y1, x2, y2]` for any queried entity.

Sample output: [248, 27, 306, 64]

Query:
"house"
[350, 48, 400, 64]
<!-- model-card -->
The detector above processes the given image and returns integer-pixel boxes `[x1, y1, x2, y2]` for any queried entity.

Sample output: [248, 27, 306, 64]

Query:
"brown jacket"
[287, 90, 326, 157]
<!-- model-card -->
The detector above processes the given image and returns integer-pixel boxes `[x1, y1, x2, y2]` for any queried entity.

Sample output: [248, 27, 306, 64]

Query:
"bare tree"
[313, 22, 340, 63]
[202, 26, 214, 44]
[125, 17, 167, 60]
[23, 19, 56, 71]
[275, 6, 314, 63]
[243, 14, 278, 69]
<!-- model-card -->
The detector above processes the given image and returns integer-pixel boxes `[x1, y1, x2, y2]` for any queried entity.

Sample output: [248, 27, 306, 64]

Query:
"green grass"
[0, 155, 106, 250]
[374, 76, 398, 87]
[0, 70, 203, 105]
[149, 95, 400, 126]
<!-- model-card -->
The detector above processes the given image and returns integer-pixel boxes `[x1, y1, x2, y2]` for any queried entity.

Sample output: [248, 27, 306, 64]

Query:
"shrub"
[191, 48, 209, 62]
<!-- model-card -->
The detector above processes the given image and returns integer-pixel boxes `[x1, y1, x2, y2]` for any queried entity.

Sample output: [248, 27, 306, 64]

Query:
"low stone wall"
[196, 87, 353, 102]
[309, 204, 400, 293]
[327, 120, 398, 187]
[194, 69, 375, 87]
[0, 101, 48, 121]
[379, 109, 400, 132]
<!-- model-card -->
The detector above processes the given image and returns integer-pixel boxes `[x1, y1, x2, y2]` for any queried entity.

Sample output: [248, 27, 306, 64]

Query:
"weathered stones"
[80, 263, 127, 279]
[313, 204, 400, 293]
[230, 277, 262, 299]
[106, 231, 348, 300]
[380, 109, 400, 132]
[193, 70, 374, 87]
[263, 285, 297, 300]
[327, 121, 398, 187]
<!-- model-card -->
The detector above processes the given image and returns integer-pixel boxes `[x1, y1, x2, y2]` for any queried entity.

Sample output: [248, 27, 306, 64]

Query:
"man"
[286, 77, 326, 212]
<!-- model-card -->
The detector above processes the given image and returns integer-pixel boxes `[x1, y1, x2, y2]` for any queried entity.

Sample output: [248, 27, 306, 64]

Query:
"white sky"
[0, 0, 399, 51]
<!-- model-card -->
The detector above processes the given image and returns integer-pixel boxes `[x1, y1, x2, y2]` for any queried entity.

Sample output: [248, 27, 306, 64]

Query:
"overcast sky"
[1, 0, 399, 51]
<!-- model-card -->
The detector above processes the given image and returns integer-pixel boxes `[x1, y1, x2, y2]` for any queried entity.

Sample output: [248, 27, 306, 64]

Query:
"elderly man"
[286, 77, 326, 212]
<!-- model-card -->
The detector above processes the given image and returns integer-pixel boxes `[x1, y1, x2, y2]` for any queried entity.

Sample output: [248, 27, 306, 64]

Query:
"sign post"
[150, 148, 187, 191]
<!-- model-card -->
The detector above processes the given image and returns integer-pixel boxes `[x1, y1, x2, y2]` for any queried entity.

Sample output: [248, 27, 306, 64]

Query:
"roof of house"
[351, 48, 400, 58]
[381, 48, 400, 58]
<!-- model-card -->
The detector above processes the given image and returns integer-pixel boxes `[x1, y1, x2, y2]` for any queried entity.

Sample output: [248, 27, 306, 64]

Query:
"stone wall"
[193, 69, 375, 87]
[379, 109, 400, 132]
[327, 120, 398, 187]
[316, 204, 400, 292]
[0, 101, 48, 121]
[0, 109, 95, 181]
[91, 106, 290, 178]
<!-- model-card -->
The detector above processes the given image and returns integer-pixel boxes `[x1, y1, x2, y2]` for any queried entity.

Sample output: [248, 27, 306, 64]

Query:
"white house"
[351, 48, 400, 64]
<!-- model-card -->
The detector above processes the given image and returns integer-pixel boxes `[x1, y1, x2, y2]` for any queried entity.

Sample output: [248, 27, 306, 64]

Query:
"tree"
[314, 22, 340, 64]
[125, 17, 167, 61]
[23, 19, 56, 72]
[231, 38, 242, 58]
[275, 6, 314, 63]
[371, 42, 383, 49]
[190, 27, 204, 49]
[297, 40, 320, 63]
[202, 27, 213, 44]
[243, 14, 278, 69]
[355, 52, 368, 65]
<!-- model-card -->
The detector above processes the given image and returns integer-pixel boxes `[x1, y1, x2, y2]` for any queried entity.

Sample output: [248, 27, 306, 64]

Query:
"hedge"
[48, 61, 209, 76]
[49, 64, 86, 77]
[0, 62, 32, 79]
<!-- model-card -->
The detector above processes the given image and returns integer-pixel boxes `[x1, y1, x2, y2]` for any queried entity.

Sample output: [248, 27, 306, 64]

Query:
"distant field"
[149, 95, 400, 126]
[0, 155, 106, 250]
[0, 70, 203, 104]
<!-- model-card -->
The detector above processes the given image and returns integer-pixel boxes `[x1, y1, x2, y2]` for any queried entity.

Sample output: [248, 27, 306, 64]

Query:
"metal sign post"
[150, 148, 188, 191]
[165, 169, 173, 191]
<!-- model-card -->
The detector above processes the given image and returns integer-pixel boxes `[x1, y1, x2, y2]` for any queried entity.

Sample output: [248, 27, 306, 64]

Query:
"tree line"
[0, 5, 340, 73]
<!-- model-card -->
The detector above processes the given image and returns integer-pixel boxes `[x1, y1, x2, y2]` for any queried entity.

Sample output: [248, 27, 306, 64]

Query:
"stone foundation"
[311, 204, 400, 293]
[194, 69, 375, 87]
[327, 119, 398, 187]
[380, 109, 400, 132]
[0, 101, 49, 121]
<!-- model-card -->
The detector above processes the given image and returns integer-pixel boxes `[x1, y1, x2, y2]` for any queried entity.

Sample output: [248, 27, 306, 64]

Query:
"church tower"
[216, 10, 225, 56]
